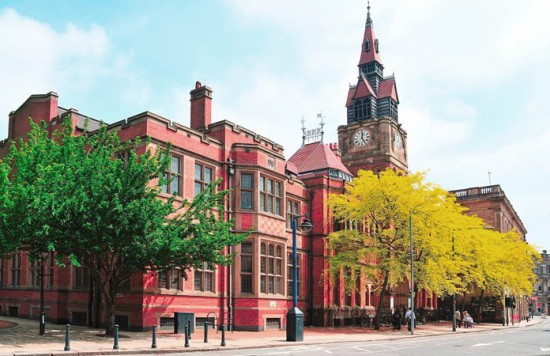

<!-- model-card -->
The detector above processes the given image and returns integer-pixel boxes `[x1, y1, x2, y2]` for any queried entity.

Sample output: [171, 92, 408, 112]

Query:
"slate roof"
[288, 142, 351, 176]
[378, 77, 399, 103]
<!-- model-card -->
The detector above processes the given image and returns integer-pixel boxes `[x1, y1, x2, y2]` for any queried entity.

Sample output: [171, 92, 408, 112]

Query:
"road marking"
[541, 348, 550, 352]
[472, 341, 504, 347]
[353, 346, 373, 353]
[435, 340, 461, 345]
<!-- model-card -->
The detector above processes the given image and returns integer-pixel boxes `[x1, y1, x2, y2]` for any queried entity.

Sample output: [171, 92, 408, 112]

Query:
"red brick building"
[449, 185, 528, 323]
[0, 6, 438, 331]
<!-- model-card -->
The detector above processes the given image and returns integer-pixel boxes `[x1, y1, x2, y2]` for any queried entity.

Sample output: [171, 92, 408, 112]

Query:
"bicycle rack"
[206, 311, 218, 334]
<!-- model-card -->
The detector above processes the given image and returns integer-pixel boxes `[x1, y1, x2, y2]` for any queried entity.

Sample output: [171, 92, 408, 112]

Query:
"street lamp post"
[409, 212, 414, 335]
[286, 215, 313, 342]
[452, 234, 456, 332]
[40, 258, 45, 336]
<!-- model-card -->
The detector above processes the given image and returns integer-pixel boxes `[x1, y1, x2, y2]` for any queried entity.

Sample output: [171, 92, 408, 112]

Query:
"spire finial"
[366, 0, 373, 26]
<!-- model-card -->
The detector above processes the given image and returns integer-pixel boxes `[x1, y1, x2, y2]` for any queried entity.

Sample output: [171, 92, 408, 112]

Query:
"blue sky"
[0, 0, 548, 251]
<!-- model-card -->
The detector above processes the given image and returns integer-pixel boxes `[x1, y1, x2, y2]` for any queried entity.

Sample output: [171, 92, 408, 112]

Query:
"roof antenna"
[317, 112, 325, 143]
[301, 115, 306, 147]
[366, 0, 373, 26]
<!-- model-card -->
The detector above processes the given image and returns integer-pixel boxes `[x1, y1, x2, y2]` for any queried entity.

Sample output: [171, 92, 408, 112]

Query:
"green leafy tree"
[5, 118, 245, 335]
[0, 160, 12, 255]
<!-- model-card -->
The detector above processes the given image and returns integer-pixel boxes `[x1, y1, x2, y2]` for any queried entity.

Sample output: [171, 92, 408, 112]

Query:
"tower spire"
[366, 0, 373, 26]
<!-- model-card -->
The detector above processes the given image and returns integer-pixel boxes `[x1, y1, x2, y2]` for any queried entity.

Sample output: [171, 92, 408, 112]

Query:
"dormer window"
[375, 39, 379, 53]
[365, 40, 370, 52]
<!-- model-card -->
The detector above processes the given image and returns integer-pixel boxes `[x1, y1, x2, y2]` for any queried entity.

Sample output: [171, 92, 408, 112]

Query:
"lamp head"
[300, 216, 313, 233]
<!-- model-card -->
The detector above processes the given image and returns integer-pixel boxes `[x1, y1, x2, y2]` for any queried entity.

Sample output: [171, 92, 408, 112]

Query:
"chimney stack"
[329, 142, 341, 157]
[190, 81, 213, 130]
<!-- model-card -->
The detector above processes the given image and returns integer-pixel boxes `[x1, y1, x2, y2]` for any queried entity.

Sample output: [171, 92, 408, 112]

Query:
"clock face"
[394, 132, 403, 150]
[353, 129, 370, 146]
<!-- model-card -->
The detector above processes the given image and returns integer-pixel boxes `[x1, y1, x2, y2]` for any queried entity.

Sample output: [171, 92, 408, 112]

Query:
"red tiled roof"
[288, 142, 351, 176]
[358, 24, 382, 66]
[286, 161, 298, 175]
[378, 77, 399, 102]
[346, 75, 376, 106]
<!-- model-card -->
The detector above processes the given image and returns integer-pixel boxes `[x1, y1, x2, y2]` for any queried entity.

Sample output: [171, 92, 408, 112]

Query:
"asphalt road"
[181, 319, 550, 356]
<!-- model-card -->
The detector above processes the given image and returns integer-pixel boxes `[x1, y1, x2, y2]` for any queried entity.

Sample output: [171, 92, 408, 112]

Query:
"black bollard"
[187, 320, 192, 339]
[184, 325, 190, 347]
[221, 325, 226, 347]
[64, 324, 71, 351]
[204, 322, 209, 343]
[151, 325, 157, 349]
[113, 324, 119, 350]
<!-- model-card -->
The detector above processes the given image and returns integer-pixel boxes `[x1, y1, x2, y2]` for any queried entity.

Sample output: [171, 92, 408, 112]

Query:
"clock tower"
[338, 4, 408, 175]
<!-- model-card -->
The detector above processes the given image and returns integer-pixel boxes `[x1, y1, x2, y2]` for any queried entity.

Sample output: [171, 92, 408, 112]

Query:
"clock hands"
[361, 131, 369, 145]
[354, 130, 369, 146]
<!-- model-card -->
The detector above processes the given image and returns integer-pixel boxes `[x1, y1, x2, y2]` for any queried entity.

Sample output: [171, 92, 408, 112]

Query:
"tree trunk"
[104, 288, 116, 336]
[478, 289, 484, 323]
[374, 272, 389, 330]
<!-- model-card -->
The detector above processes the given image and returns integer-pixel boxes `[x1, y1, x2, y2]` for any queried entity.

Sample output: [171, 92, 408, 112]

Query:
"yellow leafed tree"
[327, 169, 538, 328]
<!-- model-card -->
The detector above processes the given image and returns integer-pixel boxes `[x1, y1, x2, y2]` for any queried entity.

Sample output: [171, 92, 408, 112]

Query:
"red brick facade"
[0, 7, 444, 332]
[449, 185, 528, 323]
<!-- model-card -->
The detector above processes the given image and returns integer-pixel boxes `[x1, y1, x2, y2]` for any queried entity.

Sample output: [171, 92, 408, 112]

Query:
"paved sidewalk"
[0, 316, 543, 356]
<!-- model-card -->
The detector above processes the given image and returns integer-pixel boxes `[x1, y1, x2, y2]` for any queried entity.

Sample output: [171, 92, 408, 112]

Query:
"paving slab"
[0, 316, 543, 356]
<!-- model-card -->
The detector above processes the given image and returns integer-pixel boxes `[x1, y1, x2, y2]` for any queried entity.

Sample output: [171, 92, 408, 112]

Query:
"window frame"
[29, 259, 40, 289]
[260, 175, 282, 216]
[9, 252, 21, 287]
[194, 162, 214, 197]
[287, 251, 302, 298]
[286, 200, 299, 229]
[162, 154, 183, 196]
[0, 258, 3, 288]
[240, 241, 253, 294]
[158, 269, 183, 291]
[194, 262, 214, 292]
[260, 242, 283, 295]
[240, 173, 254, 210]
[47, 252, 54, 288]
[73, 265, 90, 289]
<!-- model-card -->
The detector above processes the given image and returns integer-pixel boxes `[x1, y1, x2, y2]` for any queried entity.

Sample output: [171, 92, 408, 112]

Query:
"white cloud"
[443, 100, 476, 119]
[0, 8, 110, 131]
[401, 106, 474, 167]
[3, 2, 546, 250]
[221, 0, 550, 250]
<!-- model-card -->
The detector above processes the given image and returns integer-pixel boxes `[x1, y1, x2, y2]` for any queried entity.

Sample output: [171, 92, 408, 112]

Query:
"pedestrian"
[405, 307, 413, 331]
[392, 310, 402, 331]
[463, 310, 474, 328]
[455, 309, 462, 328]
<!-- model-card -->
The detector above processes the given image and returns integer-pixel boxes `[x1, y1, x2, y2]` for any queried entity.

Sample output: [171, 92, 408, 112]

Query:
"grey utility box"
[174, 312, 194, 335]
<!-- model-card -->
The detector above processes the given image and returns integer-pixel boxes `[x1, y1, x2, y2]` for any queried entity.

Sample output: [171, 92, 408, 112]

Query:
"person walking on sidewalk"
[392, 310, 402, 331]
[455, 309, 462, 328]
[405, 308, 413, 331]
